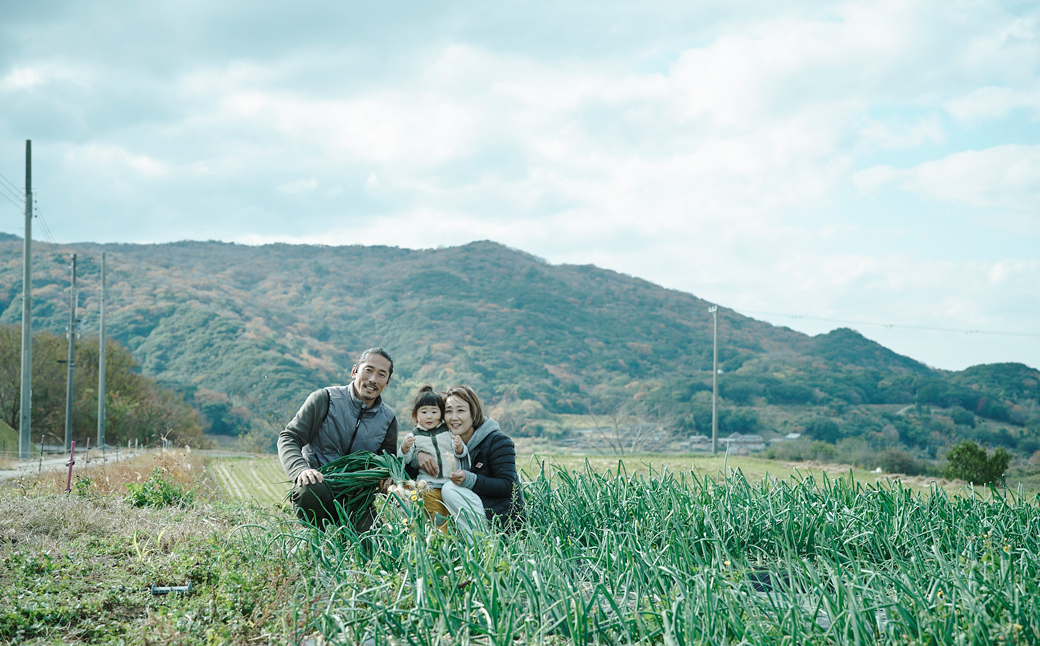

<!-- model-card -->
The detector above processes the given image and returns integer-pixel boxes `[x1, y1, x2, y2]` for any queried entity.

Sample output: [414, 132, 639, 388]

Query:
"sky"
[0, 0, 1037, 371]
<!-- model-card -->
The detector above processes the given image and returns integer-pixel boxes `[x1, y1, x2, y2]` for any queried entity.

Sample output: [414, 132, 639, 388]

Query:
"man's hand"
[379, 477, 392, 494]
[401, 434, 415, 452]
[452, 435, 464, 454]
[295, 468, 324, 487]
[449, 469, 466, 486]
[417, 452, 438, 476]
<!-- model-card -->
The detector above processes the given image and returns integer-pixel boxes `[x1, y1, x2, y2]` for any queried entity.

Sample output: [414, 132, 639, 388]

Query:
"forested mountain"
[1, 234, 1036, 457]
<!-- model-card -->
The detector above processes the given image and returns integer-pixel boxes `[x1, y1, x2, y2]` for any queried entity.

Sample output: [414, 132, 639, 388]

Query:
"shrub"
[949, 407, 976, 428]
[833, 437, 874, 467]
[942, 440, 1011, 485]
[809, 441, 837, 462]
[874, 449, 922, 475]
[765, 439, 836, 463]
[124, 468, 195, 508]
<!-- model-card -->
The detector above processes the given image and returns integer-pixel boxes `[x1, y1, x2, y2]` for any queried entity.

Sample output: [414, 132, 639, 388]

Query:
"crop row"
[230, 462, 1040, 645]
[208, 458, 287, 506]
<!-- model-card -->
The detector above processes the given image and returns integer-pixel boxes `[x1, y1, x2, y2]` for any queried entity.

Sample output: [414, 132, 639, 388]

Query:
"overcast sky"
[1, 1, 1037, 371]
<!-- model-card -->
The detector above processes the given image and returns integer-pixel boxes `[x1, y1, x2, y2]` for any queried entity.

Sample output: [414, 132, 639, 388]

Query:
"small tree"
[588, 403, 676, 455]
[942, 440, 1011, 484]
[805, 418, 841, 444]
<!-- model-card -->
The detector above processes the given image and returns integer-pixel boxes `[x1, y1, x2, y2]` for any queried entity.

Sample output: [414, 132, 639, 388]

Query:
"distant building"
[720, 433, 766, 454]
[678, 435, 712, 451]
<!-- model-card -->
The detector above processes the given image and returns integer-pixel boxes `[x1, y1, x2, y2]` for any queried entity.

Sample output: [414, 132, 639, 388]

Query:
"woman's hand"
[449, 469, 467, 486]
[401, 434, 415, 452]
[417, 452, 438, 476]
[452, 434, 464, 454]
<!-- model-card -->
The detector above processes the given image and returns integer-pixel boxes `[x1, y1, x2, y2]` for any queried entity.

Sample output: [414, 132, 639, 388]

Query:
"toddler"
[399, 385, 467, 526]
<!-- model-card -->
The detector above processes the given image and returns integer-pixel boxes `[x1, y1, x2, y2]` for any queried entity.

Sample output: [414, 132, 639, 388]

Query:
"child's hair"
[411, 385, 445, 420]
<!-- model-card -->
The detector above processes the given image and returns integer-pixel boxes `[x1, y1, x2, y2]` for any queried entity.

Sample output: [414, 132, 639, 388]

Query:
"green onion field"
[226, 458, 1038, 644]
[5, 453, 1036, 644]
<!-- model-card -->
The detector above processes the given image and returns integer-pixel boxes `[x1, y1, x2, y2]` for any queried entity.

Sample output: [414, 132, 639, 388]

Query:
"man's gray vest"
[302, 385, 397, 469]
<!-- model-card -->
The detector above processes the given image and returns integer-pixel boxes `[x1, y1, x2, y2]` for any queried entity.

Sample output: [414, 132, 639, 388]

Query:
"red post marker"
[65, 441, 76, 493]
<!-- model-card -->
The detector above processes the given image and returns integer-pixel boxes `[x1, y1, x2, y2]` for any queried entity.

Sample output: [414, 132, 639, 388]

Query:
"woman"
[439, 385, 524, 533]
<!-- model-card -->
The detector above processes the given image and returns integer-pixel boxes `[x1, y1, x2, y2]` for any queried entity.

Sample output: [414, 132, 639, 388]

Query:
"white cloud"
[275, 178, 318, 194]
[946, 84, 1040, 121]
[0, 63, 91, 91]
[860, 117, 946, 149]
[855, 144, 1040, 210]
[63, 144, 169, 178]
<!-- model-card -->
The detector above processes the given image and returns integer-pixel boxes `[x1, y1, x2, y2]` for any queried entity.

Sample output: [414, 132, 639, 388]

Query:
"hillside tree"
[0, 325, 203, 449]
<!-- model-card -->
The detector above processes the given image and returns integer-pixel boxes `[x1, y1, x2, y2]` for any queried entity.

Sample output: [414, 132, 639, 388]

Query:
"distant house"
[678, 435, 712, 451]
[784, 432, 802, 440]
[720, 433, 766, 454]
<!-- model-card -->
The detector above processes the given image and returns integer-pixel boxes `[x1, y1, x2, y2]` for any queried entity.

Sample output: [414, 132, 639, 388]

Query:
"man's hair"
[444, 385, 485, 428]
[411, 385, 445, 421]
[357, 347, 394, 378]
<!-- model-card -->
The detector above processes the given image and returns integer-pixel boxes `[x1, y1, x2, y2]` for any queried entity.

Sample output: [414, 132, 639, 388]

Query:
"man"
[278, 346, 401, 530]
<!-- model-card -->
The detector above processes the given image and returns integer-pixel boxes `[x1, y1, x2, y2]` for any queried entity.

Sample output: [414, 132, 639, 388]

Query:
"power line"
[0, 170, 28, 221]
[0, 175, 24, 211]
[0, 170, 24, 198]
[0, 181, 22, 202]
[33, 200, 60, 254]
[734, 308, 1040, 339]
[0, 185, 22, 211]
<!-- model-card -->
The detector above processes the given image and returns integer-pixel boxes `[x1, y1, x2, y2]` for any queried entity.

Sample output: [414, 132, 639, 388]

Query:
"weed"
[73, 474, 95, 497]
[0, 485, 307, 644]
[124, 468, 195, 508]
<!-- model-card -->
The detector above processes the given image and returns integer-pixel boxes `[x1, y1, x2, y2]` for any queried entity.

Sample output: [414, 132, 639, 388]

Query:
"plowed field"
[208, 456, 288, 506]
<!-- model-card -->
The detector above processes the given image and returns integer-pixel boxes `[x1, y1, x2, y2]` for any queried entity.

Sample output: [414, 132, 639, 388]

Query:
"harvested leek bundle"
[297, 452, 409, 526]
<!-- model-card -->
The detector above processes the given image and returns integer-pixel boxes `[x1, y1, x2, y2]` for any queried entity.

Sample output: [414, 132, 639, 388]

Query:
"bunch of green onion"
[305, 452, 409, 525]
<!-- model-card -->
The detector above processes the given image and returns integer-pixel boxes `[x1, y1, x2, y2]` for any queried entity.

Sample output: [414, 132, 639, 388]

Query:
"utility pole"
[97, 252, 107, 448]
[64, 254, 77, 452]
[709, 305, 719, 454]
[19, 140, 32, 460]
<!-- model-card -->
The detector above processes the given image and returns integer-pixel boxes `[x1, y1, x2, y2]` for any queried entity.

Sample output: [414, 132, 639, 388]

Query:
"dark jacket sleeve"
[378, 416, 399, 457]
[277, 388, 330, 481]
[471, 433, 520, 500]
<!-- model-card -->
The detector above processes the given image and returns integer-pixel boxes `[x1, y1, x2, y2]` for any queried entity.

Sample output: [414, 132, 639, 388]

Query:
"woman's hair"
[444, 385, 485, 428]
[411, 385, 445, 420]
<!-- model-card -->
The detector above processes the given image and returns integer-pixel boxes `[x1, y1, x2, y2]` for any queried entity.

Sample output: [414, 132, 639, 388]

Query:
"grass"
[0, 419, 17, 465]
[0, 450, 315, 645]
[0, 493, 309, 644]
[4, 450, 1039, 644]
